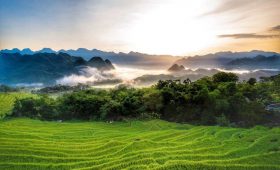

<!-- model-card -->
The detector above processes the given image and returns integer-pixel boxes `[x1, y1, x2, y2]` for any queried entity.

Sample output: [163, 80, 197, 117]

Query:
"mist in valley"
[54, 64, 280, 88]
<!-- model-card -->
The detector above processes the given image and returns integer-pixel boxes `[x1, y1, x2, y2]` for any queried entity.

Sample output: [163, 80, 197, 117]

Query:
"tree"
[247, 78, 257, 85]
[213, 72, 238, 83]
[143, 89, 163, 113]
[58, 92, 108, 120]
[100, 100, 122, 120]
[12, 96, 57, 120]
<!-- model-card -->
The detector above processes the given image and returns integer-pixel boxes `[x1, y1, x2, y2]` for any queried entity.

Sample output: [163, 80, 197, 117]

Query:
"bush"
[100, 100, 122, 120]
[12, 96, 57, 120]
[139, 112, 160, 120]
[58, 91, 109, 120]
[216, 114, 230, 126]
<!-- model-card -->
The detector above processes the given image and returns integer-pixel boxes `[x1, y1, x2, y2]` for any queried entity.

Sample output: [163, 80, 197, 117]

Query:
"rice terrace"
[0, 118, 280, 170]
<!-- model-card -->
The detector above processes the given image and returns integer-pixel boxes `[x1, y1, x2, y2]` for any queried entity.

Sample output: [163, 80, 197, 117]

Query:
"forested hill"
[0, 52, 114, 85]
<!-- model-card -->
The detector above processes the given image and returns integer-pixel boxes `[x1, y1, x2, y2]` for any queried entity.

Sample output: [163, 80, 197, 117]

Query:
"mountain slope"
[1, 48, 179, 68]
[168, 64, 185, 72]
[226, 55, 280, 70]
[175, 51, 280, 69]
[0, 53, 114, 85]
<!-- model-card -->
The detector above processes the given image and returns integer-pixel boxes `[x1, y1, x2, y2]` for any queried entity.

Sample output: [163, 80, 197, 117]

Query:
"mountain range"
[0, 48, 178, 68]
[134, 69, 280, 86]
[225, 55, 280, 70]
[175, 50, 280, 69]
[2, 48, 280, 69]
[0, 52, 114, 85]
[1, 48, 280, 86]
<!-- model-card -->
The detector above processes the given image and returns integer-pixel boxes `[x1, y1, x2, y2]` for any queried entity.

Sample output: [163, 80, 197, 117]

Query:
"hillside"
[0, 118, 279, 170]
[174, 51, 280, 69]
[226, 55, 280, 70]
[0, 53, 114, 85]
[168, 64, 185, 72]
[134, 68, 280, 86]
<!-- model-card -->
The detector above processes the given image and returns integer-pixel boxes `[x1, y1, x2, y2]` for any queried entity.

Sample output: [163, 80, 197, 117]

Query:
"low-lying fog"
[54, 65, 280, 87]
[56, 65, 168, 86]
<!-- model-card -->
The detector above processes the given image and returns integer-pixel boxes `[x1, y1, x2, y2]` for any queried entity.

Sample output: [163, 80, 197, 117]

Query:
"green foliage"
[213, 72, 239, 83]
[0, 92, 38, 119]
[216, 114, 230, 126]
[57, 91, 109, 120]
[139, 112, 161, 120]
[13, 96, 57, 120]
[9, 72, 280, 127]
[247, 77, 257, 85]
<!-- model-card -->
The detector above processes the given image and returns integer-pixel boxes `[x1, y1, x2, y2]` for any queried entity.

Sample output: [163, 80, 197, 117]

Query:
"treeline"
[33, 84, 90, 94]
[0, 85, 19, 92]
[11, 72, 280, 127]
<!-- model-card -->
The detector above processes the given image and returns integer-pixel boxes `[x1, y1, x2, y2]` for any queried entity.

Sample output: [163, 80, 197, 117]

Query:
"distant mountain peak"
[77, 48, 89, 51]
[21, 48, 34, 55]
[37, 48, 56, 53]
[168, 64, 185, 72]
[11, 48, 20, 52]
[1, 48, 20, 53]
[88, 56, 115, 70]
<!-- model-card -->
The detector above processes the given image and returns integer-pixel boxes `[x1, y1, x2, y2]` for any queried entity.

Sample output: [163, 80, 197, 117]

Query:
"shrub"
[12, 96, 57, 120]
[216, 114, 230, 126]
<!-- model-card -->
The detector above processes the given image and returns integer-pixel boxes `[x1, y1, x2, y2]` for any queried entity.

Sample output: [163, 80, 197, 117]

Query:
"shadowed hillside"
[0, 53, 114, 85]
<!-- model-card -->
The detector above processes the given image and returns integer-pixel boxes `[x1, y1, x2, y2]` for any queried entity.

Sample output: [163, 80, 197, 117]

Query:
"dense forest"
[10, 72, 280, 127]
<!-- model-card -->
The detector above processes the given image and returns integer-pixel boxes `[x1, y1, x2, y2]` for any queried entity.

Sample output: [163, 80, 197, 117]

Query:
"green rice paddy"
[0, 118, 279, 170]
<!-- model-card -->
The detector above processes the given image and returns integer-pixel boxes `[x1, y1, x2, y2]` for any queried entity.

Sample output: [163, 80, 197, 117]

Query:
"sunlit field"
[0, 118, 279, 170]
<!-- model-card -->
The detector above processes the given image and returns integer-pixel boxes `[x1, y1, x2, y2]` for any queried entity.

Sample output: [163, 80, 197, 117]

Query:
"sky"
[0, 0, 280, 55]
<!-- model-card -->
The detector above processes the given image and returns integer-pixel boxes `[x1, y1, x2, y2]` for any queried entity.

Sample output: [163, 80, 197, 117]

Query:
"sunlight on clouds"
[121, 1, 219, 55]
[1, 0, 279, 54]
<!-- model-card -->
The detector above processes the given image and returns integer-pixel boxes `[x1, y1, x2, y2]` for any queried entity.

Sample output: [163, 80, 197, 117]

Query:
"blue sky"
[0, 0, 280, 55]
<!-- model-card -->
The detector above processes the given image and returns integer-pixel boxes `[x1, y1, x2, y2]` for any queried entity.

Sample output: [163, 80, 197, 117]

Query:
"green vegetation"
[34, 84, 90, 94]
[0, 93, 37, 119]
[0, 118, 279, 170]
[11, 72, 280, 127]
[0, 73, 279, 169]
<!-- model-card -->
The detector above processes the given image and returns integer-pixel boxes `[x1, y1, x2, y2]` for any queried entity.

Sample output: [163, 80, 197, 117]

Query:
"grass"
[0, 92, 37, 118]
[0, 118, 279, 170]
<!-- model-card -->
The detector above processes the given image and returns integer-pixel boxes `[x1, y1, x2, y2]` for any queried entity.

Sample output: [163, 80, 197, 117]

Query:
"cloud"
[219, 25, 280, 39]
[56, 67, 116, 86]
[201, 0, 253, 16]
[218, 33, 280, 39]
[56, 65, 167, 86]
[271, 25, 280, 32]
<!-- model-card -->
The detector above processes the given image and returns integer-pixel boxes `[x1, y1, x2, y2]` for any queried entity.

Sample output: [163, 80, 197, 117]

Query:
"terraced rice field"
[0, 93, 37, 118]
[0, 118, 280, 170]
